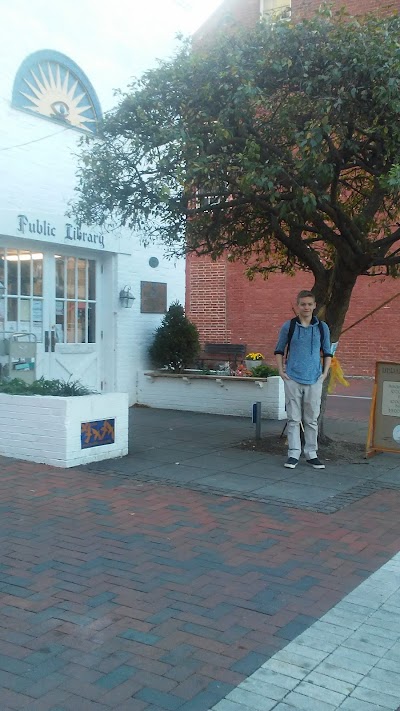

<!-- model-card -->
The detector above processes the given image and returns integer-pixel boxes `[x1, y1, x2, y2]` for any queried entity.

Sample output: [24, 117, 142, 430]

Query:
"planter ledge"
[139, 371, 286, 420]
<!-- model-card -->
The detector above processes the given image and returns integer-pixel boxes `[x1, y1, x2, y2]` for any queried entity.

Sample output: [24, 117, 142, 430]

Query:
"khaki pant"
[284, 378, 323, 460]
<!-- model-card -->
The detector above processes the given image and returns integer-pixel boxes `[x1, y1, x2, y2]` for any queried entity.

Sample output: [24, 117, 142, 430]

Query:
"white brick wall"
[0, 392, 128, 467]
[112, 251, 185, 402]
[137, 373, 286, 419]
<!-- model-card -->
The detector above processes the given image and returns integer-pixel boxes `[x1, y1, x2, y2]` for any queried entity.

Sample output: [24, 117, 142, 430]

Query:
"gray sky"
[0, 0, 223, 111]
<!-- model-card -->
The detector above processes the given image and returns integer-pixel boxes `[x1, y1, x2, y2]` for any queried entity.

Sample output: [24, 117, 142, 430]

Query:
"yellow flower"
[246, 352, 264, 361]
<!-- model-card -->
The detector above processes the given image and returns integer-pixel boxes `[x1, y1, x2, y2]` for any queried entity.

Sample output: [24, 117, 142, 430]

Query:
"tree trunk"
[313, 262, 359, 441]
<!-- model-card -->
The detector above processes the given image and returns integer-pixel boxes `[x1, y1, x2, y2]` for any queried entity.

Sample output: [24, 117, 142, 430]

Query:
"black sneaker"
[306, 458, 325, 469]
[284, 457, 298, 469]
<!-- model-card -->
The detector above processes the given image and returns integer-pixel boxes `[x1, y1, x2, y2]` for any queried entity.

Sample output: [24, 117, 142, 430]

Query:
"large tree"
[73, 6, 400, 344]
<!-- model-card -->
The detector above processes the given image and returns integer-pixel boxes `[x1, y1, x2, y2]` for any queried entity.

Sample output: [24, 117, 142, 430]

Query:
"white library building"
[0, 6, 185, 402]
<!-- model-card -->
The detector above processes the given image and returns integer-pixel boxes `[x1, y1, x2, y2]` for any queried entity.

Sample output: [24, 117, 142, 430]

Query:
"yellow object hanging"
[328, 355, 349, 394]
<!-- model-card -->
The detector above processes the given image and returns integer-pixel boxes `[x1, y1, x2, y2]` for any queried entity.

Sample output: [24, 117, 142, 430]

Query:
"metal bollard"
[252, 401, 262, 440]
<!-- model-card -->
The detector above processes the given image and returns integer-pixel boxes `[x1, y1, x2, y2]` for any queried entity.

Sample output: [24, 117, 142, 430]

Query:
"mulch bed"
[238, 432, 366, 463]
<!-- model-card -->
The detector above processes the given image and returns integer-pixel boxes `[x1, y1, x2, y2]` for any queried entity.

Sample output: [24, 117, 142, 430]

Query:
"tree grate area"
[238, 434, 367, 464]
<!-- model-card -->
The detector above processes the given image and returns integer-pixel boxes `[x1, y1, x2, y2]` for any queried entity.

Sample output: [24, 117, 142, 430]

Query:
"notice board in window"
[366, 362, 400, 456]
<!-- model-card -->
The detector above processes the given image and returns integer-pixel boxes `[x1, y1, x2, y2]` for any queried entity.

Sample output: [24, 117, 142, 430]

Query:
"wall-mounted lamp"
[119, 286, 135, 308]
[0, 281, 5, 299]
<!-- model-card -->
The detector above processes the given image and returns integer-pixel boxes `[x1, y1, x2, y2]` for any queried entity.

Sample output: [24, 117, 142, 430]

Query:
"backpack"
[286, 317, 325, 359]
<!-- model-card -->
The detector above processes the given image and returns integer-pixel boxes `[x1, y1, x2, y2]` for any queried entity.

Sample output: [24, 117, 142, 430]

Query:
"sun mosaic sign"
[12, 50, 102, 134]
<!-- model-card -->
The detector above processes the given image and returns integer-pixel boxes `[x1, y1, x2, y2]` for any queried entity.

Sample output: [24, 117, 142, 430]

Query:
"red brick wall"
[293, 0, 400, 19]
[194, 0, 400, 35]
[225, 265, 400, 375]
[186, 253, 230, 343]
[187, 253, 400, 375]
[186, 0, 400, 376]
[193, 0, 260, 44]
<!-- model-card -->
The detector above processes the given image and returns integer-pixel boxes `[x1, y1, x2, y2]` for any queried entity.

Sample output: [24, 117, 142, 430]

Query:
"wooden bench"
[198, 343, 246, 369]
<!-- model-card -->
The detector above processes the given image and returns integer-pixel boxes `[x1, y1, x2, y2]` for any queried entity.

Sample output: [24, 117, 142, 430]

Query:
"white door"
[0, 246, 103, 391]
[46, 253, 103, 391]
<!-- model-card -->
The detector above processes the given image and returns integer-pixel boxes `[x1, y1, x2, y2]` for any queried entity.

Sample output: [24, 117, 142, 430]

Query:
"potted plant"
[245, 352, 265, 370]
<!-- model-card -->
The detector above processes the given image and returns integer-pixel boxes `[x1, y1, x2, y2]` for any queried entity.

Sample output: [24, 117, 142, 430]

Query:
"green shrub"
[249, 364, 279, 378]
[149, 301, 200, 372]
[0, 377, 94, 396]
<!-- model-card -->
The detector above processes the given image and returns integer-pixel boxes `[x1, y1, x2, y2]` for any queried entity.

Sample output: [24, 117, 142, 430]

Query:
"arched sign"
[12, 49, 102, 134]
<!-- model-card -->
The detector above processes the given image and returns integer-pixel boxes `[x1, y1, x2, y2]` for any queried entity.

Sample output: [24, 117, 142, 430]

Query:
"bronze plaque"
[140, 281, 167, 314]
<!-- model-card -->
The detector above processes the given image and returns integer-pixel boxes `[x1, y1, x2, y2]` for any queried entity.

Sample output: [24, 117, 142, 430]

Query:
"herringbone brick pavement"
[0, 456, 400, 710]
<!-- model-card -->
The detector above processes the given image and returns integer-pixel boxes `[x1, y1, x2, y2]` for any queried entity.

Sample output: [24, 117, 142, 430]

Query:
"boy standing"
[274, 290, 332, 469]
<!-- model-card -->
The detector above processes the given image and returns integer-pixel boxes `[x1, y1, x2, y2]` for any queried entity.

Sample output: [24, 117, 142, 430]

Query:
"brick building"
[187, 0, 400, 376]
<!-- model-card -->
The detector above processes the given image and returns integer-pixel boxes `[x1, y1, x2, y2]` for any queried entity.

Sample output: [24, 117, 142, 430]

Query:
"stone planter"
[0, 392, 129, 468]
[245, 359, 264, 370]
[139, 372, 286, 420]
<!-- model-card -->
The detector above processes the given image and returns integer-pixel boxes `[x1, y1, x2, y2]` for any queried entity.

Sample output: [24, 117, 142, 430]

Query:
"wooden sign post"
[366, 362, 400, 457]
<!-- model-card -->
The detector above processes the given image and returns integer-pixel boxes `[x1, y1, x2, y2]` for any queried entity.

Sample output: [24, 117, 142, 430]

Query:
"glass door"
[48, 253, 102, 391]
[0, 247, 44, 340]
[0, 247, 45, 381]
[0, 247, 103, 390]
[54, 255, 97, 346]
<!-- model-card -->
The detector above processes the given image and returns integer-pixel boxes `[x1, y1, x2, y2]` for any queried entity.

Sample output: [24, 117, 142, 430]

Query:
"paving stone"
[226, 687, 277, 711]
[341, 636, 390, 657]
[230, 651, 267, 675]
[211, 700, 254, 711]
[135, 687, 184, 709]
[270, 649, 320, 671]
[291, 679, 346, 706]
[359, 670, 400, 697]
[275, 615, 318, 641]
[94, 664, 137, 690]
[294, 631, 340, 654]
[256, 668, 300, 691]
[321, 610, 365, 631]
[277, 642, 328, 664]
[312, 660, 363, 686]
[22, 671, 68, 698]
[377, 657, 400, 674]
[304, 669, 356, 695]
[119, 629, 161, 645]
[339, 700, 394, 711]
[349, 685, 400, 709]
[177, 681, 235, 710]
[326, 649, 380, 675]
[347, 628, 397, 649]
[282, 690, 336, 710]
[238, 676, 289, 701]
[308, 620, 352, 641]
[0, 653, 32, 675]
[262, 659, 308, 681]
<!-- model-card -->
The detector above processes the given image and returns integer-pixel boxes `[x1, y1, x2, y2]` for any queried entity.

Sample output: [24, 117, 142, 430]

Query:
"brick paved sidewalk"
[1, 454, 400, 710]
[82, 408, 400, 514]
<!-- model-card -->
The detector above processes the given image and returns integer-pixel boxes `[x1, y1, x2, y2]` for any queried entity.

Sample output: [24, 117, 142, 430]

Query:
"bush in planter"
[0, 377, 94, 396]
[149, 301, 200, 372]
[249, 364, 279, 378]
